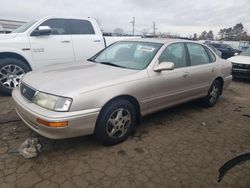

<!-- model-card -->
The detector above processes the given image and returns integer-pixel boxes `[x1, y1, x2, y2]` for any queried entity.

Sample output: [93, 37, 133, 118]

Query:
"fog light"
[37, 118, 68, 127]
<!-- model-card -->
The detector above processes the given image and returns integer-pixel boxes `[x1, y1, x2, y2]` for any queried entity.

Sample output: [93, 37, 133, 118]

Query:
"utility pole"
[153, 22, 156, 37]
[131, 17, 135, 36]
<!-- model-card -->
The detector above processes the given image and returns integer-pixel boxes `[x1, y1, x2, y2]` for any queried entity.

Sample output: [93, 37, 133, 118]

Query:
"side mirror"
[31, 26, 52, 36]
[154, 62, 175, 72]
[234, 52, 238, 56]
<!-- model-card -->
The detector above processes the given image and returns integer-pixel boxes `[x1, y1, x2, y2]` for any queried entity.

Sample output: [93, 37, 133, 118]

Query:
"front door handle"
[183, 72, 190, 78]
[61, 40, 70, 43]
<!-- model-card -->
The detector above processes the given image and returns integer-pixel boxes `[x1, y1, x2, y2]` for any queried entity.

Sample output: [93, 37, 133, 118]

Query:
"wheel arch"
[0, 52, 32, 71]
[214, 76, 224, 95]
[98, 95, 141, 124]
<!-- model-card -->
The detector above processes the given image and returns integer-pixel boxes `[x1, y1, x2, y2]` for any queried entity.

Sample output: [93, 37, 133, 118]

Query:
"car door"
[67, 19, 104, 63]
[146, 42, 193, 113]
[185, 43, 217, 96]
[29, 18, 74, 68]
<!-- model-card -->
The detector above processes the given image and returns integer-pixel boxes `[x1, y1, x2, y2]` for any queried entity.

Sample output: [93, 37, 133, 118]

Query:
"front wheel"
[202, 80, 222, 107]
[94, 100, 136, 145]
[0, 58, 30, 96]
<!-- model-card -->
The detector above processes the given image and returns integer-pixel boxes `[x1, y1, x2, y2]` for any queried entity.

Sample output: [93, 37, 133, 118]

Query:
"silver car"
[12, 39, 232, 145]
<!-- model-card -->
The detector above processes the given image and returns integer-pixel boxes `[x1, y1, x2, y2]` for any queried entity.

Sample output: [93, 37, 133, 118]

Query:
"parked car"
[12, 39, 232, 145]
[0, 16, 137, 95]
[205, 44, 222, 57]
[228, 47, 250, 79]
[210, 43, 241, 59]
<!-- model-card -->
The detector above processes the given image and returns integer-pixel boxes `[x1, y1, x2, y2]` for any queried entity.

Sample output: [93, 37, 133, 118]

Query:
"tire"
[0, 58, 30, 96]
[94, 100, 136, 145]
[202, 80, 222, 107]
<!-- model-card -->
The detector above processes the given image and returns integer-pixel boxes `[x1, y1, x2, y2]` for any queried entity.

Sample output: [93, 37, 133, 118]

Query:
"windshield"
[240, 47, 250, 56]
[91, 41, 162, 70]
[12, 20, 37, 33]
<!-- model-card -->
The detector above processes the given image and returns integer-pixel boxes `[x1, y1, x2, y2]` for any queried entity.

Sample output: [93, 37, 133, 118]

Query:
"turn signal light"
[37, 118, 68, 127]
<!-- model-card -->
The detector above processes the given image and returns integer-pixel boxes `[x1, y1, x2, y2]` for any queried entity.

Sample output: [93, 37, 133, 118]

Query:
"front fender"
[70, 78, 149, 115]
[0, 47, 34, 69]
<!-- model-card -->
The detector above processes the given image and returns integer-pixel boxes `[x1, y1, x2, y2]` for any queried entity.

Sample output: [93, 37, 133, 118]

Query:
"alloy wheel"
[106, 108, 131, 139]
[209, 84, 219, 104]
[0, 64, 25, 89]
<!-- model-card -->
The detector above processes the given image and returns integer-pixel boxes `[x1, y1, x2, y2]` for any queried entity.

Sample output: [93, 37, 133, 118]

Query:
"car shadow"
[36, 99, 203, 155]
[139, 100, 203, 128]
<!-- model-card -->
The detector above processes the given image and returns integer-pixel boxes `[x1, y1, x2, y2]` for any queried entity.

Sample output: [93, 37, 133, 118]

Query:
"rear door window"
[68, 19, 95, 34]
[187, 43, 210, 66]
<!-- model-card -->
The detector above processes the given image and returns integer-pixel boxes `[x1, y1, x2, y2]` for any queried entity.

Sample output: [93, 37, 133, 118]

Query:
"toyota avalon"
[12, 39, 232, 145]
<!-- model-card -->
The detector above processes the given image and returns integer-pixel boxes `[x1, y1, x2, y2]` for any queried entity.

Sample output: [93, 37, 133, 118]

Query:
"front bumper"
[12, 88, 100, 139]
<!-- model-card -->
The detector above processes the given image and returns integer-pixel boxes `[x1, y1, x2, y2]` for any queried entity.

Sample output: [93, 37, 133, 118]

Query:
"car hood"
[0, 33, 17, 40]
[22, 61, 140, 97]
[228, 56, 250, 65]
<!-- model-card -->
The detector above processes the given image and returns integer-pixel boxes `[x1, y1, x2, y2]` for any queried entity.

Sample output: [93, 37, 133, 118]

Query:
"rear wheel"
[202, 80, 222, 107]
[94, 100, 136, 145]
[0, 58, 30, 96]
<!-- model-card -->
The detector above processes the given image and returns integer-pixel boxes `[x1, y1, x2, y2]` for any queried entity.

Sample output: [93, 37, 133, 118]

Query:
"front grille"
[20, 82, 37, 101]
[232, 63, 250, 70]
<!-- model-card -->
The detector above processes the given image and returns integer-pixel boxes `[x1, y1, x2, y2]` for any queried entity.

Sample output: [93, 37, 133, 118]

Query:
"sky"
[0, 0, 250, 37]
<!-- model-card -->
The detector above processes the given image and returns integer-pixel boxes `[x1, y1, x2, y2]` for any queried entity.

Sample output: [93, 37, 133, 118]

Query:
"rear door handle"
[183, 72, 190, 78]
[61, 40, 70, 43]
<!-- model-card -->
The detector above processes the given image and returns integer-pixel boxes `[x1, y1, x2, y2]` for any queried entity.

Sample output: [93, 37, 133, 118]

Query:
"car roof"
[39, 16, 96, 22]
[122, 38, 193, 44]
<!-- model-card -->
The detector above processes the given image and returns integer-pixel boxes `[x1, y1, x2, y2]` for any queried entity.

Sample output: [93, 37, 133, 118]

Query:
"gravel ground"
[0, 80, 250, 188]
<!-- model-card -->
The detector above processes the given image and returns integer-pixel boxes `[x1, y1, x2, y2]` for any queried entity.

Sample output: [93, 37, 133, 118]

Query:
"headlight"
[33, 92, 72, 112]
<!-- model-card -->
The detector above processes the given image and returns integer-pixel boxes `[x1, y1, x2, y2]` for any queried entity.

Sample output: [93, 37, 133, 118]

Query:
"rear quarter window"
[205, 47, 216, 62]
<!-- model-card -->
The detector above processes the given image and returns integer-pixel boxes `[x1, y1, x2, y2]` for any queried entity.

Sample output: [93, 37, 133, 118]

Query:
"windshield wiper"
[87, 59, 96, 62]
[98, 62, 125, 68]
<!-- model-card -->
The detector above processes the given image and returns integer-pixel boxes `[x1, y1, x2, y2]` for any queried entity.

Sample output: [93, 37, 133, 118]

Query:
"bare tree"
[207, 30, 214, 40]
[199, 31, 208, 40]
[113, 28, 124, 36]
[218, 23, 248, 41]
[141, 29, 150, 37]
[193, 33, 198, 40]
